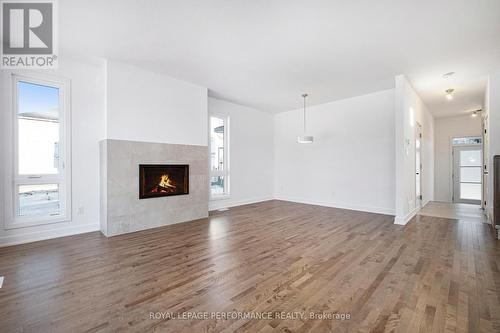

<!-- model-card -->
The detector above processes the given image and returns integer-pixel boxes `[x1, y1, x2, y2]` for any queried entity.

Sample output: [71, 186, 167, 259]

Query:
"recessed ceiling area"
[59, 0, 500, 114]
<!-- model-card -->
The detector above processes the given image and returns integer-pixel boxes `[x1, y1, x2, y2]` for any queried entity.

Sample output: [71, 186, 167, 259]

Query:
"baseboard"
[274, 196, 395, 216]
[209, 196, 274, 211]
[394, 208, 419, 226]
[0, 223, 100, 247]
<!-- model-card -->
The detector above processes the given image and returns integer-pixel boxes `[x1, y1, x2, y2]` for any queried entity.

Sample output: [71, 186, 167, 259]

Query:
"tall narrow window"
[10, 75, 70, 227]
[209, 115, 229, 197]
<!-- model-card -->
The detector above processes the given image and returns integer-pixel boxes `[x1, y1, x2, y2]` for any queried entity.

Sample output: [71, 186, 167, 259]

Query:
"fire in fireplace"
[139, 164, 189, 199]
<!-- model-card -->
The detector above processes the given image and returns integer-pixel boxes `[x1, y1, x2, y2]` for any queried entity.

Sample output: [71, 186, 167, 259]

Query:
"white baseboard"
[209, 196, 274, 211]
[274, 196, 395, 216]
[0, 223, 100, 247]
[394, 208, 419, 226]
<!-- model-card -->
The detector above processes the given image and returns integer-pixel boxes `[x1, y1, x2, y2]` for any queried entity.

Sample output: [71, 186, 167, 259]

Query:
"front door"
[453, 146, 482, 204]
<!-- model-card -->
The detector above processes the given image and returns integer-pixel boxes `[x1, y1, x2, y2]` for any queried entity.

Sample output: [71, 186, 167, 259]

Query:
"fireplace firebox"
[139, 164, 189, 199]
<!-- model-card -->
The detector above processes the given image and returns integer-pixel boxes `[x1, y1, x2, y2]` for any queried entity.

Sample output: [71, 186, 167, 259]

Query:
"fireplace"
[139, 164, 189, 199]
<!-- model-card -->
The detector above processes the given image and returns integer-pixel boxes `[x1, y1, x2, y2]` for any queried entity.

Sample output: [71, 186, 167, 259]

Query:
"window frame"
[209, 114, 230, 199]
[5, 73, 71, 229]
[451, 136, 482, 146]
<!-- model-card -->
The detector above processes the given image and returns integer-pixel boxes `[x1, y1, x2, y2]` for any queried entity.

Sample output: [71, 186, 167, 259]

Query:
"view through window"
[209, 115, 229, 196]
[13, 78, 69, 223]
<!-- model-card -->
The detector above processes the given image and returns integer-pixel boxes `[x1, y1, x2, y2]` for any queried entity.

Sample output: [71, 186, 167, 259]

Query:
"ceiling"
[59, 0, 500, 115]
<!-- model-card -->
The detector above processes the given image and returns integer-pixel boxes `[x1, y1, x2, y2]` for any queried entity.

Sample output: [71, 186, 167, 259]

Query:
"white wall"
[0, 58, 106, 246]
[485, 71, 500, 223]
[106, 60, 208, 146]
[274, 89, 396, 215]
[434, 115, 482, 202]
[394, 75, 434, 225]
[420, 106, 435, 207]
[208, 98, 274, 210]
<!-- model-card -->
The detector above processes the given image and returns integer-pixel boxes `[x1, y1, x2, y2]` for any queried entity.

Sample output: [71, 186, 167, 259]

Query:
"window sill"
[4, 215, 70, 230]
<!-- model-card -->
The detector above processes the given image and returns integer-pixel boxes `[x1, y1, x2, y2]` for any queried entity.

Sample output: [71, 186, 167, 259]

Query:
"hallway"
[418, 201, 487, 224]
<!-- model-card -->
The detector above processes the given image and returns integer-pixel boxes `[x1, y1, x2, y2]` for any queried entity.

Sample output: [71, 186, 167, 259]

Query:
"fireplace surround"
[139, 164, 189, 199]
[99, 139, 208, 237]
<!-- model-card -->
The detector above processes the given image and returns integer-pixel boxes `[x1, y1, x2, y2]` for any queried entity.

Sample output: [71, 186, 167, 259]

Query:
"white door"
[482, 116, 488, 208]
[453, 146, 482, 204]
[415, 123, 422, 208]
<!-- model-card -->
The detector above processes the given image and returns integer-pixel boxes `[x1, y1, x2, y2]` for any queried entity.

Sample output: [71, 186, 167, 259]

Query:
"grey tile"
[100, 139, 209, 237]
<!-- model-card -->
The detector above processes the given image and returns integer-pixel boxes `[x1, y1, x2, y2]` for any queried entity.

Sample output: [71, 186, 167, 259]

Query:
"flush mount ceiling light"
[471, 109, 482, 118]
[297, 93, 314, 144]
[445, 88, 455, 100]
[443, 72, 455, 79]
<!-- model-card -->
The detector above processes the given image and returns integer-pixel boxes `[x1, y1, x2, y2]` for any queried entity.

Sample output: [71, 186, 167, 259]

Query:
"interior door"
[453, 146, 482, 204]
[415, 123, 422, 208]
[482, 115, 488, 208]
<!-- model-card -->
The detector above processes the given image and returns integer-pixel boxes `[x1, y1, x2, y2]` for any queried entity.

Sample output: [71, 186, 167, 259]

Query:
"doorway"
[453, 144, 482, 205]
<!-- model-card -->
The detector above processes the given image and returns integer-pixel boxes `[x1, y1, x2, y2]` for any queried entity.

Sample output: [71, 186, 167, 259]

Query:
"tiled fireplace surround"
[99, 139, 209, 237]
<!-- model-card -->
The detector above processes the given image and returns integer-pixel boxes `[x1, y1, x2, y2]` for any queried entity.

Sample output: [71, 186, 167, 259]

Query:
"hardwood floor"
[1, 200, 499, 332]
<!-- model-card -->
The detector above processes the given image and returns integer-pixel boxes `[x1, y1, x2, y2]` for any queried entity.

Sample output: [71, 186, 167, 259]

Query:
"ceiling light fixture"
[297, 93, 313, 144]
[471, 109, 482, 118]
[443, 72, 455, 79]
[445, 88, 454, 100]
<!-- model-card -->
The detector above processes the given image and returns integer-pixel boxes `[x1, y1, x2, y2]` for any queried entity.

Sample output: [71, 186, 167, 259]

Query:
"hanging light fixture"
[297, 93, 314, 143]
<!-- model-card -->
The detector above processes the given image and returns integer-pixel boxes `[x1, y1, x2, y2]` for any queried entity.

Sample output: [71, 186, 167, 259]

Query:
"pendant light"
[297, 93, 314, 143]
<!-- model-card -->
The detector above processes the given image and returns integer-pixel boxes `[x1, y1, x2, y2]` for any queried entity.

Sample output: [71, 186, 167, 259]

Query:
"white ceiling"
[60, 0, 500, 115]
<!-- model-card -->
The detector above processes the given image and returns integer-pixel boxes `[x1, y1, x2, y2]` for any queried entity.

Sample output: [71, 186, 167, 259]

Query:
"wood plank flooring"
[1, 200, 499, 332]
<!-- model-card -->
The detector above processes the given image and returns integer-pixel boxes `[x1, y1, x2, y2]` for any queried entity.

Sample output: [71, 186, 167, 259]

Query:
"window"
[452, 137, 482, 145]
[209, 115, 229, 197]
[8, 75, 71, 227]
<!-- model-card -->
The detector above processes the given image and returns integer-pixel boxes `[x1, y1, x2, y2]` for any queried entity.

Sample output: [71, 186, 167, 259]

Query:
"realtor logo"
[1, 0, 57, 68]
